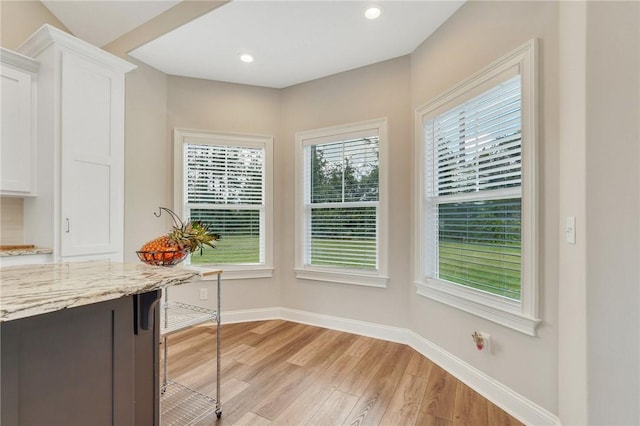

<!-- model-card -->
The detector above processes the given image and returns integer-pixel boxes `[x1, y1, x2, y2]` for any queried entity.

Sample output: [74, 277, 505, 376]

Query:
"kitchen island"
[0, 261, 202, 426]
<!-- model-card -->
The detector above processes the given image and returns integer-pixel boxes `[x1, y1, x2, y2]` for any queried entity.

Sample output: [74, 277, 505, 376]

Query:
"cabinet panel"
[59, 52, 124, 257]
[0, 297, 136, 426]
[64, 161, 112, 250]
[0, 58, 36, 195]
[61, 54, 113, 158]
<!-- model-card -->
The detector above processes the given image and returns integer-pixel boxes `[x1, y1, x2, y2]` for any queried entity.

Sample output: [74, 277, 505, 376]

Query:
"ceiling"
[42, 1, 181, 48]
[42, 0, 465, 89]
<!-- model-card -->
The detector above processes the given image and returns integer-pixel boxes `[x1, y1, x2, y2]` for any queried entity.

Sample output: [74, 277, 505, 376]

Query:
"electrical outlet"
[472, 331, 491, 353]
[199, 288, 208, 300]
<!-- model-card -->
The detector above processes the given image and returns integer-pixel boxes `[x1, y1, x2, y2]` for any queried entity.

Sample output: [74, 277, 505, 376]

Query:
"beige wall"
[558, 2, 588, 423]
[410, 1, 559, 412]
[0, 198, 24, 245]
[121, 59, 170, 263]
[584, 2, 639, 424]
[166, 76, 282, 310]
[0, 1, 70, 50]
[280, 56, 412, 328]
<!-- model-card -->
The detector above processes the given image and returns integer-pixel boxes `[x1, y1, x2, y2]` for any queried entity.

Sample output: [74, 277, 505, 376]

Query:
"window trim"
[294, 118, 389, 287]
[414, 40, 540, 335]
[174, 128, 274, 279]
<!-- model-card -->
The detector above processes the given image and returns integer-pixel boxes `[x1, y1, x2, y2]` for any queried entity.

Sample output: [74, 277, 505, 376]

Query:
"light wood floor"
[163, 320, 523, 426]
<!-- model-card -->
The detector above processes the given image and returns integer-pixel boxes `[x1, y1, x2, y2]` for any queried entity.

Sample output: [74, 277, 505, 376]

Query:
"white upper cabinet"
[0, 48, 38, 196]
[19, 25, 136, 261]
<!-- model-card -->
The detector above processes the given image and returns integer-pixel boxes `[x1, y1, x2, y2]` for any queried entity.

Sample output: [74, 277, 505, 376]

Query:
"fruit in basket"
[138, 207, 219, 266]
[138, 235, 186, 262]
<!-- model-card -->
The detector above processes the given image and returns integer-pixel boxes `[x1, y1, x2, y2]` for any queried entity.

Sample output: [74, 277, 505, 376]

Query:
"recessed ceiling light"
[364, 6, 382, 20]
[240, 53, 254, 63]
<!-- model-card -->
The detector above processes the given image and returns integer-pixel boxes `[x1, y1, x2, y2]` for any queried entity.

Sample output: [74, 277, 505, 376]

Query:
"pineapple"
[138, 208, 218, 265]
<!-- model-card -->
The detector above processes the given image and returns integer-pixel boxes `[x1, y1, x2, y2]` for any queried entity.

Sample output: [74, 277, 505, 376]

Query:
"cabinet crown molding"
[17, 24, 136, 74]
[0, 48, 38, 73]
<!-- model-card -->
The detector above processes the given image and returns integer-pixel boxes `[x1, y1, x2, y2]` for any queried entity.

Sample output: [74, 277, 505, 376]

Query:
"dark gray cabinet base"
[1, 291, 160, 426]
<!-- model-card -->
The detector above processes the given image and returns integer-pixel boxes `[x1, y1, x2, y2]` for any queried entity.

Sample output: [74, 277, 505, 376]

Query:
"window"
[415, 40, 539, 335]
[295, 118, 388, 287]
[174, 129, 273, 279]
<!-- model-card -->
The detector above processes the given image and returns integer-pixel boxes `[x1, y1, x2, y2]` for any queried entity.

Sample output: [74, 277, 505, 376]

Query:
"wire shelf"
[160, 301, 217, 336]
[160, 380, 218, 426]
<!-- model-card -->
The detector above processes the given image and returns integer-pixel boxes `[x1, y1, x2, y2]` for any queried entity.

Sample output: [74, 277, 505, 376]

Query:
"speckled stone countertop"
[0, 261, 219, 322]
[0, 247, 53, 257]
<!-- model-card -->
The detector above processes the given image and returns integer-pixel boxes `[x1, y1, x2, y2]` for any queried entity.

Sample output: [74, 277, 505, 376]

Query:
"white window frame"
[414, 40, 540, 335]
[174, 128, 274, 279]
[295, 118, 389, 287]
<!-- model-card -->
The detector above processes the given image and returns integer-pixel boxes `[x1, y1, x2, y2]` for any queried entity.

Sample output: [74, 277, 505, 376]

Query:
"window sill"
[295, 267, 388, 288]
[415, 279, 540, 336]
[187, 265, 274, 280]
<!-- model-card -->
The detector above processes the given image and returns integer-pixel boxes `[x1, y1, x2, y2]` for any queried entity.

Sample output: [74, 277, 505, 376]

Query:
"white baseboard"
[220, 307, 281, 324]
[221, 307, 407, 343]
[279, 307, 409, 344]
[220, 307, 560, 426]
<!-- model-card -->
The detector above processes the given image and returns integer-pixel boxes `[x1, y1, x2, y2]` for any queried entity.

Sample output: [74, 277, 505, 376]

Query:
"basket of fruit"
[137, 207, 218, 267]
[136, 247, 190, 266]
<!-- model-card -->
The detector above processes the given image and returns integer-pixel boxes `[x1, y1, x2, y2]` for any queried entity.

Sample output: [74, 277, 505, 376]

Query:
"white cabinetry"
[19, 25, 135, 262]
[0, 48, 38, 196]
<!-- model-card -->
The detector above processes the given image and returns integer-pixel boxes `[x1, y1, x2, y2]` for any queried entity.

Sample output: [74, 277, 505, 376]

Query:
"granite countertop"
[0, 261, 220, 322]
[0, 247, 53, 257]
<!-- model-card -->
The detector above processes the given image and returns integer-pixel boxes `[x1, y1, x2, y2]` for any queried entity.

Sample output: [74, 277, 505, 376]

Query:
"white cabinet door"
[18, 25, 134, 261]
[59, 52, 124, 257]
[1, 54, 36, 196]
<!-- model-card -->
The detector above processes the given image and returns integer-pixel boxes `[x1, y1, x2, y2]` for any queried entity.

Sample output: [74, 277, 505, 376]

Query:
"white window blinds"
[425, 75, 522, 198]
[304, 136, 379, 270]
[186, 144, 264, 205]
[185, 143, 265, 265]
[425, 75, 523, 300]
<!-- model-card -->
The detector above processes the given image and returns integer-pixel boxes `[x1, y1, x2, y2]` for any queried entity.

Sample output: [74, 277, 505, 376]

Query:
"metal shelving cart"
[160, 269, 222, 425]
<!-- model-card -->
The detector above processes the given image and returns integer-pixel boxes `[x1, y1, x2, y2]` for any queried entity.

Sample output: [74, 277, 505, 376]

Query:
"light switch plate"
[566, 216, 576, 244]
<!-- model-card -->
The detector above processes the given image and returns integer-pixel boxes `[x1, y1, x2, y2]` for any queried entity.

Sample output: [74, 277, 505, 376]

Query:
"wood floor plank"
[378, 372, 428, 426]
[337, 339, 395, 396]
[322, 352, 362, 388]
[415, 413, 453, 426]
[269, 382, 334, 426]
[452, 383, 488, 426]
[419, 364, 459, 421]
[232, 325, 320, 383]
[405, 350, 435, 379]
[219, 322, 275, 350]
[252, 362, 311, 420]
[162, 320, 523, 426]
[305, 390, 359, 426]
[487, 402, 524, 426]
[220, 378, 252, 402]
[235, 322, 316, 366]
[250, 319, 287, 335]
[345, 334, 377, 358]
[231, 411, 272, 426]
[286, 328, 340, 366]
[269, 338, 364, 426]
[343, 344, 414, 426]
[224, 343, 257, 364]
[255, 328, 361, 420]
[218, 362, 303, 424]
